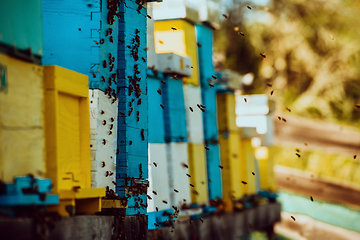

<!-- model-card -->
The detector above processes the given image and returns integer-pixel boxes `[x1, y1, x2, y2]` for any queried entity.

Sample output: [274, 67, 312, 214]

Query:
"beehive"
[154, 19, 200, 86]
[44, 65, 105, 216]
[0, 53, 45, 182]
[217, 93, 237, 132]
[187, 143, 209, 204]
[256, 147, 277, 192]
[89, 89, 117, 190]
[239, 139, 256, 195]
[205, 144, 222, 200]
[183, 84, 204, 144]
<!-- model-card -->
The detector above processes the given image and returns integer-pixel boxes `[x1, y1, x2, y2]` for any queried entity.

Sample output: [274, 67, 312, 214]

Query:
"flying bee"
[197, 42, 202, 47]
[158, 40, 164, 44]
[260, 53, 266, 58]
[171, 27, 177, 31]
[193, 190, 199, 195]
[239, 32, 245, 36]
[161, 80, 166, 85]
[218, 165, 224, 169]
[119, 112, 125, 116]
[296, 153, 301, 158]
[329, 35, 334, 40]
[200, 104, 206, 108]
[282, 117, 287, 122]
[291, 216, 296, 221]
[296, 149, 300, 153]
[109, 131, 112, 135]
[129, 141, 132, 145]
[286, 107, 291, 112]
[160, 104, 164, 109]
[304, 143, 308, 146]
[222, 14, 228, 18]
[252, 172, 255, 175]
[109, 172, 113, 176]
[270, 90, 274, 95]
[189, 107, 193, 112]
[310, 196, 313, 202]
[163, 200, 168, 204]
[102, 139, 106, 145]
[154, 223, 159, 227]
[157, 89, 161, 95]
[209, 83, 214, 87]
[277, 116, 281, 120]
[354, 155, 357, 159]
[182, 163, 189, 168]
[102, 161, 106, 168]
[244, 98, 247, 103]
[112, 181, 116, 185]
[111, 117, 114, 122]
[266, 83, 272, 87]
[172, 75, 177, 80]
[186, 174, 191, 177]
[199, 218, 204, 223]
[191, 66, 193, 68]
[205, 146, 209, 151]
[174, 189, 179, 193]
[241, 181, 247, 185]
[153, 191, 157, 195]
[153, 162, 158, 167]
[105, 171, 109, 177]
[92, 73, 96, 78]
[247, 5, 252, 10]
[147, 15, 151, 19]
[147, 195, 152, 200]
[212, 75, 217, 79]
[190, 184, 194, 187]
[103, 120, 106, 125]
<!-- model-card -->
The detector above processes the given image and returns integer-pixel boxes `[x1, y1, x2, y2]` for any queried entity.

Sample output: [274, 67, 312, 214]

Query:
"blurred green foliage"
[215, 0, 360, 128]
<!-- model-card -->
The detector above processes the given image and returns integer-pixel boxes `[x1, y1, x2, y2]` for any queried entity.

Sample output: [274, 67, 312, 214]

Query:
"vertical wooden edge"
[79, 97, 91, 189]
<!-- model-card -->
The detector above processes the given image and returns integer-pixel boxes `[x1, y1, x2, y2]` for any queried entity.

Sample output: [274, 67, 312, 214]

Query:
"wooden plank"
[0, 52, 45, 182]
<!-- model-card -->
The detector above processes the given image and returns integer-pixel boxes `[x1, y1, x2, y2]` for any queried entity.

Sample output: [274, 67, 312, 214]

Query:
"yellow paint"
[218, 131, 244, 211]
[44, 66, 104, 216]
[187, 143, 209, 203]
[257, 147, 277, 191]
[0, 53, 46, 182]
[239, 139, 256, 195]
[102, 199, 128, 208]
[154, 20, 199, 85]
[47, 199, 75, 217]
[217, 93, 237, 132]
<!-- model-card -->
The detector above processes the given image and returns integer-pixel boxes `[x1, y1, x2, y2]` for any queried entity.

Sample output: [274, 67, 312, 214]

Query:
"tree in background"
[215, 0, 360, 128]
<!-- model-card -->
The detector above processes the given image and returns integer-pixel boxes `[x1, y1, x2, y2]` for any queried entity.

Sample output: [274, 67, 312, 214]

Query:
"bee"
[205, 146, 209, 151]
[296, 153, 301, 158]
[239, 32, 245, 36]
[186, 174, 191, 177]
[244, 98, 247, 103]
[199, 218, 204, 223]
[101, 76, 105, 82]
[101, 161, 106, 168]
[193, 190, 199, 195]
[174, 189, 179, 193]
[286, 107, 291, 112]
[119, 112, 125, 116]
[154, 223, 159, 227]
[119, 39, 124, 44]
[218, 165, 224, 169]
[172, 75, 177, 80]
[103, 60, 107, 68]
[200, 104, 206, 108]
[161, 80, 166, 85]
[147, 195, 152, 200]
[103, 139, 106, 145]
[109, 36, 114, 43]
[153, 162, 158, 167]
[201, 181, 205, 184]
[109, 131, 112, 135]
[212, 75, 217, 79]
[260, 53, 266, 58]
[111, 117, 114, 122]
[101, 110, 105, 115]
[282, 117, 287, 122]
[209, 179, 212, 182]
[329, 35, 334, 40]
[291, 216, 296, 221]
[162, 200, 168, 204]
[141, 129, 145, 140]
[355, 105, 360, 109]
[147, 15, 151, 19]
[142, 57, 146, 62]
[189, 220, 193, 224]
[209, 83, 214, 87]
[156, 207, 159, 212]
[191, 66, 193, 68]
[247, 5, 252, 10]
[354, 155, 357, 159]
[190, 184, 194, 187]
[310, 196, 313, 202]
[182, 163, 189, 168]
[160, 104, 164, 109]
[112, 181, 116, 185]
[171, 27, 177, 31]
[222, 14, 228, 19]
[158, 40, 164, 44]
[157, 89, 161, 95]
[100, 39, 105, 44]
[270, 90, 274, 95]
[197, 42, 202, 47]
[266, 83, 272, 87]
[304, 143, 308, 146]
[189, 107, 193, 112]
[277, 116, 281, 120]
[116, 149, 120, 154]
[153, 191, 157, 195]
[103, 120, 106, 125]
[129, 141, 133, 145]
[171, 228, 175, 233]
[241, 181, 247, 185]
[109, 172, 113, 176]
[127, 45, 131, 49]
[144, 47, 148, 51]
[296, 149, 300, 153]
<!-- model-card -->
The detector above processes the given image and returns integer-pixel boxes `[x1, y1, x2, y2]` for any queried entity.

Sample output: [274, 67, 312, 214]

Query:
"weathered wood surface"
[148, 202, 281, 240]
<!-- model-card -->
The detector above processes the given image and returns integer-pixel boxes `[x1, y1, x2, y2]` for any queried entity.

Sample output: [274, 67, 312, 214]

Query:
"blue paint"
[42, 0, 117, 92]
[161, 74, 187, 142]
[148, 75, 166, 143]
[116, 0, 148, 215]
[196, 24, 218, 141]
[147, 208, 173, 229]
[205, 144, 222, 200]
[0, 0, 43, 62]
[0, 176, 59, 210]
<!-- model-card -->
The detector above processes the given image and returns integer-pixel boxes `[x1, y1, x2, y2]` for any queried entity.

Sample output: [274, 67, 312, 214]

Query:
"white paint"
[183, 85, 204, 144]
[89, 89, 117, 191]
